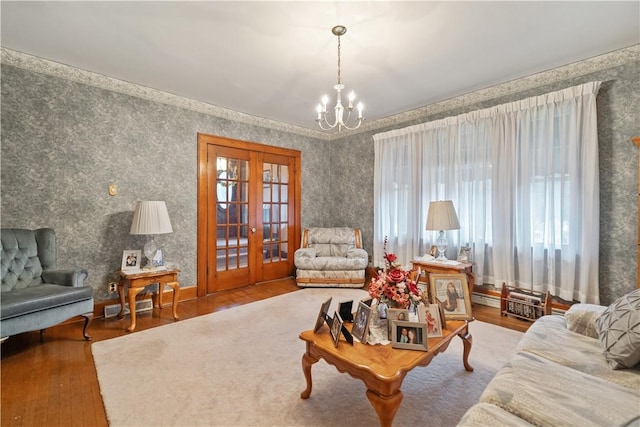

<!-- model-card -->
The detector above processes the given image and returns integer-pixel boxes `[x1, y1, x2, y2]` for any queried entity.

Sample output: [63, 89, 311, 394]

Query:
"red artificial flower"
[387, 268, 407, 283]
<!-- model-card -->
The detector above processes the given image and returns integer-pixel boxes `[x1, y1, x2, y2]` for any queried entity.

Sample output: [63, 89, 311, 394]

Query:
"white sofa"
[294, 227, 368, 288]
[459, 290, 640, 426]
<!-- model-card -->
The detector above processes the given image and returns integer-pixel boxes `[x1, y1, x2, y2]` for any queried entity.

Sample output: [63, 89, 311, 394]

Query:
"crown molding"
[2, 44, 638, 142]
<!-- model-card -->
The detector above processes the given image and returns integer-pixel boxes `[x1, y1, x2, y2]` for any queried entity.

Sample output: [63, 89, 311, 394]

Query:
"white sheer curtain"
[373, 81, 601, 304]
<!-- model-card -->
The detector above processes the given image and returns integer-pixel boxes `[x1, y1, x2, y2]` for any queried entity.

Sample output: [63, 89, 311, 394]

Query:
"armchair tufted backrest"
[301, 227, 362, 257]
[1, 228, 57, 292]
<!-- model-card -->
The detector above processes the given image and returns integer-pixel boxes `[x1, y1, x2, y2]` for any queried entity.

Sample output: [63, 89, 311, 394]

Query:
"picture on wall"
[429, 273, 473, 321]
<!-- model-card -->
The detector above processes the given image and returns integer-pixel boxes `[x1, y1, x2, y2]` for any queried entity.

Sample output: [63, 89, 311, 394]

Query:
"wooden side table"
[411, 259, 474, 297]
[118, 268, 180, 332]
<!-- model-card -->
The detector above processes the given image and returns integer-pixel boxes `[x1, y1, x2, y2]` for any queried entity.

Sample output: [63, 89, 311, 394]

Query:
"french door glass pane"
[216, 156, 249, 271]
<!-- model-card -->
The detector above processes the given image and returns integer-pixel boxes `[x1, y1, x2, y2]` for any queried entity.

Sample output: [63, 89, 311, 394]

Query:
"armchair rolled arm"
[295, 248, 317, 259]
[42, 268, 89, 288]
[346, 248, 368, 260]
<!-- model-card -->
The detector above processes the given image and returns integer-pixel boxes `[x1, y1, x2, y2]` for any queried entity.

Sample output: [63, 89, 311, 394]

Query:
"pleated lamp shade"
[130, 201, 173, 235]
[426, 200, 460, 231]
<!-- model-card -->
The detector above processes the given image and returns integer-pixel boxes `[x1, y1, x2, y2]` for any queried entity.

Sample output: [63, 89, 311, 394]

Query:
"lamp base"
[435, 230, 448, 262]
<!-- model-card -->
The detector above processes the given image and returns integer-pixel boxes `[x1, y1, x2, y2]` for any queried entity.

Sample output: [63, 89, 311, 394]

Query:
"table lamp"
[426, 200, 460, 261]
[130, 201, 173, 269]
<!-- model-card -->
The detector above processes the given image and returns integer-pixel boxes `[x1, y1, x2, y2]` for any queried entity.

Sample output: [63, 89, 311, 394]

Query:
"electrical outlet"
[108, 282, 118, 293]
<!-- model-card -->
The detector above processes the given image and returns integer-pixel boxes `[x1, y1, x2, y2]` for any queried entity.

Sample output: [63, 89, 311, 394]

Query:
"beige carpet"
[92, 288, 523, 426]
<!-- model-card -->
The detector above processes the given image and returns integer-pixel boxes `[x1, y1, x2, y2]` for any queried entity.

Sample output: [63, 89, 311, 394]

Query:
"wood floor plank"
[1, 278, 528, 426]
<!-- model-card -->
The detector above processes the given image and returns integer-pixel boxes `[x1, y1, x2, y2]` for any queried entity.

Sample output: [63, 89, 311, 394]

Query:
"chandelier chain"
[337, 35, 341, 85]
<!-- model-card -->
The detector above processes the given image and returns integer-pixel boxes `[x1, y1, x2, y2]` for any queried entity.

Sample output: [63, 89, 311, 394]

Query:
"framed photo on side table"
[121, 250, 141, 271]
[391, 320, 428, 351]
[429, 273, 473, 321]
[457, 246, 471, 263]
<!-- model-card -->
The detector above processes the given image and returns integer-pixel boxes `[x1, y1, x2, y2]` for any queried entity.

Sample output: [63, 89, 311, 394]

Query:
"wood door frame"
[197, 133, 301, 297]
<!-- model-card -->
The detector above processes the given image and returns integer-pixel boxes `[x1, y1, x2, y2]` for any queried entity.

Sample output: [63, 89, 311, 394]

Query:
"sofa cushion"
[0, 284, 94, 320]
[565, 303, 607, 338]
[458, 403, 536, 427]
[479, 351, 640, 427]
[596, 289, 640, 369]
[516, 315, 640, 389]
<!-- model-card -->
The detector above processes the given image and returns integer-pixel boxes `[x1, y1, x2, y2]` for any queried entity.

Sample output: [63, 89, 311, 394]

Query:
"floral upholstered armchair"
[294, 227, 368, 288]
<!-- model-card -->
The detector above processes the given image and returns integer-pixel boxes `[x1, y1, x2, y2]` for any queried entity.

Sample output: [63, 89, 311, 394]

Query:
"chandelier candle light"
[315, 25, 364, 131]
[426, 200, 460, 262]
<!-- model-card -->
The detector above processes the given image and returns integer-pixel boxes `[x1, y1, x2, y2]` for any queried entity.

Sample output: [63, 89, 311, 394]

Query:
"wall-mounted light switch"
[108, 183, 117, 196]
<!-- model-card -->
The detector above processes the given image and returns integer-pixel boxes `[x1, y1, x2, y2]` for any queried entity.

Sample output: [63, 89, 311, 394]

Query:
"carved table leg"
[117, 281, 126, 320]
[166, 281, 180, 320]
[300, 352, 319, 399]
[126, 286, 144, 332]
[366, 389, 403, 427]
[458, 325, 474, 372]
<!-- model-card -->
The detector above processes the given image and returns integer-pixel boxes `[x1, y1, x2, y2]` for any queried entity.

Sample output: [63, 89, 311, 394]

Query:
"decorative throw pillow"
[595, 289, 640, 369]
[565, 303, 607, 339]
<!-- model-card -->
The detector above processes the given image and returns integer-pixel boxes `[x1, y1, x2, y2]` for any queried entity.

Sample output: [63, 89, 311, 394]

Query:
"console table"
[118, 268, 180, 332]
[412, 259, 474, 296]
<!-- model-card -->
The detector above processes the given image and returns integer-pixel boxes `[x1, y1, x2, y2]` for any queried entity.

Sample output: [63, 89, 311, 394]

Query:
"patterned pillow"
[595, 289, 640, 369]
[565, 303, 607, 338]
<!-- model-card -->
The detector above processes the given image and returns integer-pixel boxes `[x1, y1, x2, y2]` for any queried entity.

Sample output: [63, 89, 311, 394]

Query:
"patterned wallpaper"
[1, 47, 638, 304]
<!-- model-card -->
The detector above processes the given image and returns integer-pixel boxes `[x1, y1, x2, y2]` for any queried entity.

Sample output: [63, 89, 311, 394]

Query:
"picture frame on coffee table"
[352, 301, 372, 343]
[391, 320, 428, 351]
[330, 311, 344, 348]
[387, 308, 409, 338]
[425, 304, 443, 337]
[429, 273, 473, 321]
[313, 297, 332, 333]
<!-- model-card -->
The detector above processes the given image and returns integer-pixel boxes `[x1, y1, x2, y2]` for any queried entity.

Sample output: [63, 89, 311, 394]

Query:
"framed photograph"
[352, 301, 372, 343]
[429, 245, 438, 257]
[313, 297, 332, 333]
[121, 250, 141, 271]
[387, 308, 409, 337]
[330, 311, 344, 348]
[338, 300, 354, 323]
[436, 299, 448, 329]
[429, 273, 473, 321]
[391, 320, 428, 351]
[457, 246, 471, 263]
[425, 304, 443, 337]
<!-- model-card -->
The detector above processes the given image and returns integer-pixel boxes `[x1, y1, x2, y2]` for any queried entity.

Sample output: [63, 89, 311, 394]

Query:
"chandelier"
[315, 25, 364, 132]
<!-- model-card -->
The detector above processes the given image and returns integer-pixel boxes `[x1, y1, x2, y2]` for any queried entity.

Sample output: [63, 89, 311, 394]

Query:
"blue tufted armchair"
[0, 228, 94, 341]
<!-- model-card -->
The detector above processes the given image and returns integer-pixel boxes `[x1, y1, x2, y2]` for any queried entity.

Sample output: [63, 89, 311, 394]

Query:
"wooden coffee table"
[299, 319, 473, 427]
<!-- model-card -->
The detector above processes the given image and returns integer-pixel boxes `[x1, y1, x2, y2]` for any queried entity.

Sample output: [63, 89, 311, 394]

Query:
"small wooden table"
[412, 259, 475, 296]
[118, 268, 180, 332]
[299, 320, 473, 427]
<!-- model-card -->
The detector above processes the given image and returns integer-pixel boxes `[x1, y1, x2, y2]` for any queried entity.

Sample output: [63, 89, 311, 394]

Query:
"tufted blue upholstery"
[0, 228, 93, 340]
[1, 228, 50, 291]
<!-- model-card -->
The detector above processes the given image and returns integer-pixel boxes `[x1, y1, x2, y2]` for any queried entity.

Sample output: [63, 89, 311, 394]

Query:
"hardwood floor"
[1, 278, 531, 427]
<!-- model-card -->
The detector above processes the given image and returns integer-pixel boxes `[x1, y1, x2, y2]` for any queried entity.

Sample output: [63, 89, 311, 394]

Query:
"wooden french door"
[197, 134, 301, 295]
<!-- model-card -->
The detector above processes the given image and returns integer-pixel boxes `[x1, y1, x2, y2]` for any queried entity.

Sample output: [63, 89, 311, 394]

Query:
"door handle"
[250, 227, 256, 233]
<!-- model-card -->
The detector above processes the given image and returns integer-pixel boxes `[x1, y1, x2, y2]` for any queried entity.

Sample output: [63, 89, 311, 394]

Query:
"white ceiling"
[2, 1, 639, 134]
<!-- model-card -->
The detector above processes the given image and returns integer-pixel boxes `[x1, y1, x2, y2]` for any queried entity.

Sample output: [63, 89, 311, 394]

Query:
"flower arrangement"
[368, 237, 423, 309]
